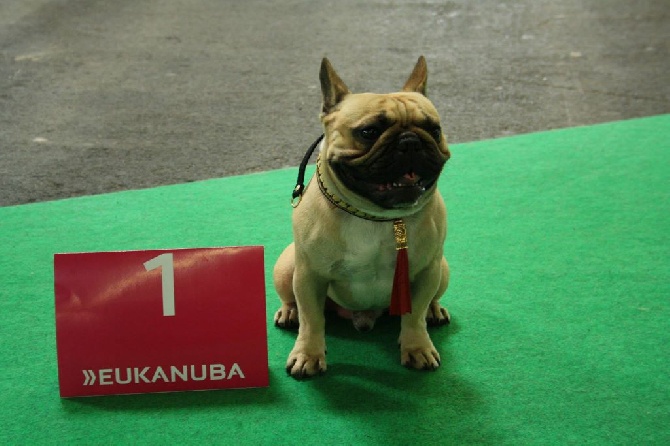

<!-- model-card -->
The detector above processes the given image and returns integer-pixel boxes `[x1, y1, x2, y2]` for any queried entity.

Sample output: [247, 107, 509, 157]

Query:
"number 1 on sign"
[143, 253, 175, 316]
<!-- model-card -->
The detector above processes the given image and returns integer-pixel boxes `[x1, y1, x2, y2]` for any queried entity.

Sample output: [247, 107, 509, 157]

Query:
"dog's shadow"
[307, 311, 471, 408]
[275, 312, 494, 439]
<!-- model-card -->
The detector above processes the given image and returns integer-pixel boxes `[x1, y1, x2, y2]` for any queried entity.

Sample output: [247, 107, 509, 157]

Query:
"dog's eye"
[429, 127, 442, 142]
[357, 126, 382, 142]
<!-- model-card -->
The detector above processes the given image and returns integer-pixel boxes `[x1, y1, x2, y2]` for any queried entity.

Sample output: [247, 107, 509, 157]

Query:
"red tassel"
[390, 219, 412, 316]
[390, 247, 412, 315]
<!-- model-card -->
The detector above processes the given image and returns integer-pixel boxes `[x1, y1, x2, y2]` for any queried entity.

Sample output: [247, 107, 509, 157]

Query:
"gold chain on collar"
[315, 155, 395, 222]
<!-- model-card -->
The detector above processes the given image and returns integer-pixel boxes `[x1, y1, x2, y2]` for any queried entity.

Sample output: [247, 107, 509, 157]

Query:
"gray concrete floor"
[1, 0, 668, 206]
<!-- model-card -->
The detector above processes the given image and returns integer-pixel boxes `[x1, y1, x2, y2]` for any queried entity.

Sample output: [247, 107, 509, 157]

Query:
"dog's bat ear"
[402, 56, 428, 96]
[320, 57, 351, 114]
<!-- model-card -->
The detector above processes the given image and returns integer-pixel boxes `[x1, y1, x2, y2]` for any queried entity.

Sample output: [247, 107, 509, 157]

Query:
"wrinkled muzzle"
[332, 131, 448, 209]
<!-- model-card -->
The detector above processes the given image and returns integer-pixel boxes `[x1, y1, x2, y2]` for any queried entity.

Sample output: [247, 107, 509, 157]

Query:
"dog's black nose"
[398, 131, 421, 154]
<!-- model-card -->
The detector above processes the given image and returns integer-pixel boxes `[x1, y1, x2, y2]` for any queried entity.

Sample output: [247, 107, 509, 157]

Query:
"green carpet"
[1, 115, 668, 445]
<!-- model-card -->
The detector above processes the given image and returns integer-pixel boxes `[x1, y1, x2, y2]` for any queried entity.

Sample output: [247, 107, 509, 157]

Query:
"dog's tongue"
[400, 172, 419, 185]
[376, 172, 421, 191]
[393, 171, 421, 187]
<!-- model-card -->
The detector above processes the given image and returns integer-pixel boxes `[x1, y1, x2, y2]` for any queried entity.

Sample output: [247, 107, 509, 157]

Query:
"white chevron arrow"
[83, 370, 96, 386]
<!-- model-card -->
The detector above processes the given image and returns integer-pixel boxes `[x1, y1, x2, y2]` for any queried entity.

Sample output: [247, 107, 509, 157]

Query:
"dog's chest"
[326, 219, 397, 310]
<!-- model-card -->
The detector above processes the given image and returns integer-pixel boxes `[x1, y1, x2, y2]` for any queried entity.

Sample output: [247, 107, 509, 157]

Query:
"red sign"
[54, 246, 268, 397]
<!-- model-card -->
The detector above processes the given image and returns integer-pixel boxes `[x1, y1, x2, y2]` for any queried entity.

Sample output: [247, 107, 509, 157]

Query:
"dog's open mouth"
[331, 159, 443, 209]
[364, 170, 439, 208]
[375, 171, 426, 192]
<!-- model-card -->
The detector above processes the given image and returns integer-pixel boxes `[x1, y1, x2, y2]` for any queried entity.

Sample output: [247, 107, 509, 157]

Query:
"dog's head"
[318, 56, 450, 215]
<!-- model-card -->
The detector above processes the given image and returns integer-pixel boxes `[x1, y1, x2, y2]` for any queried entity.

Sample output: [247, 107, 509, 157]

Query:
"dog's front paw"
[399, 331, 441, 371]
[286, 347, 327, 379]
[274, 302, 299, 329]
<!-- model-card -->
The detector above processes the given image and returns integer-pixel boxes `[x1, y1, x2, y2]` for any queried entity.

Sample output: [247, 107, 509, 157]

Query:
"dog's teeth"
[381, 180, 428, 190]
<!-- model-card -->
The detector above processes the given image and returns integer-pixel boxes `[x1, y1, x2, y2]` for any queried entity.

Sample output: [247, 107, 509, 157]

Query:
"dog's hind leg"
[426, 256, 451, 326]
[273, 243, 300, 329]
